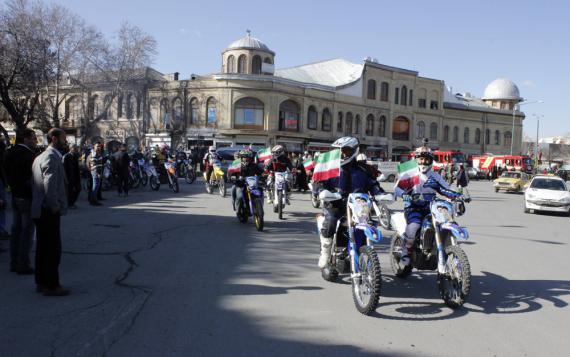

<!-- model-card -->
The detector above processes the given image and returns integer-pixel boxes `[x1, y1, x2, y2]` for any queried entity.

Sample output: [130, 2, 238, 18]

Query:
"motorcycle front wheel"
[219, 178, 226, 197]
[277, 190, 283, 220]
[170, 175, 179, 193]
[186, 167, 196, 184]
[141, 171, 148, 186]
[438, 245, 471, 309]
[237, 201, 248, 223]
[352, 246, 382, 316]
[150, 176, 160, 191]
[389, 235, 413, 279]
[253, 199, 264, 231]
[205, 181, 213, 194]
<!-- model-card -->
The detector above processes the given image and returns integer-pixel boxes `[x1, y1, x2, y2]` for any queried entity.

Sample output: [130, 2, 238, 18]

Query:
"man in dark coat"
[113, 143, 131, 197]
[62, 144, 81, 208]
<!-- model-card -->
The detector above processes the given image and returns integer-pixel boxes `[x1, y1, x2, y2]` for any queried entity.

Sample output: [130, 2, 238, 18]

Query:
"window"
[430, 100, 439, 110]
[206, 97, 217, 126]
[409, 90, 413, 107]
[475, 128, 481, 144]
[401, 86, 408, 106]
[418, 98, 426, 108]
[378, 115, 386, 137]
[89, 95, 100, 119]
[430, 122, 438, 140]
[279, 100, 300, 132]
[504, 131, 512, 147]
[464, 127, 470, 144]
[172, 97, 183, 128]
[365, 114, 374, 136]
[234, 97, 264, 128]
[263, 57, 273, 64]
[160, 98, 169, 130]
[453, 126, 459, 142]
[189, 98, 198, 124]
[238, 55, 247, 74]
[443, 125, 450, 142]
[380, 82, 389, 101]
[354, 115, 361, 135]
[65, 96, 81, 122]
[485, 129, 490, 145]
[345, 112, 353, 135]
[128, 94, 137, 119]
[392, 116, 410, 141]
[337, 112, 343, 132]
[417, 120, 425, 138]
[117, 95, 124, 118]
[227, 55, 235, 73]
[307, 105, 318, 130]
[367, 79, 376, 100]
[395, 88, 399, 104]
[322, 108, 332, 131]
[494, 130, 500, 145]
[252, 55, 262, 74]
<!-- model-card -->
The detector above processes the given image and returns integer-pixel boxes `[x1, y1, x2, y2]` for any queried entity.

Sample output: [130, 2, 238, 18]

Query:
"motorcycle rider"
[203, 146, 221, 184]
[318, 137, 381, 268]
[394, 146, 464, 273]
[230, 149, 264, 211]
[264, 145, 293, 204]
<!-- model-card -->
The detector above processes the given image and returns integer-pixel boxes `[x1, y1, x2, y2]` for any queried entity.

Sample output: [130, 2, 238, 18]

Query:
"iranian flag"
[257, 148, 271, 162]
[227, 159, 241, 175]
[303, 160, 315, 171]
[312, 149, 341, 182]
[396, 160, 420, 191]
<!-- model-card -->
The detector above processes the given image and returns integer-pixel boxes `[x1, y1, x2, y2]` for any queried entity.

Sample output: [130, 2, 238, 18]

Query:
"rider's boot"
[399, 235, 413, 266]
[318, 235, 333, 269]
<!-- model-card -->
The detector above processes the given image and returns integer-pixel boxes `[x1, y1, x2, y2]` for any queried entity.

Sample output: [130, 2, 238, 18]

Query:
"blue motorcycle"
[317, 191, 383, 315]
[390, 195, 471, 308]
[235, 176, 265, 231]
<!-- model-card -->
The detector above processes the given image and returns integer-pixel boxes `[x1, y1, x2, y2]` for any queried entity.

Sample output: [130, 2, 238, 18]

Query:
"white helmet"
[208, 146, 216, 153]
[356, 153, 368, 162]
[415, 147, 434, 174]
[332, 137, 359, 166]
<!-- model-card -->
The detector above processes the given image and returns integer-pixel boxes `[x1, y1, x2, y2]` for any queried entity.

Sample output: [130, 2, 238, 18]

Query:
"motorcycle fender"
[441, 223, 469, 240]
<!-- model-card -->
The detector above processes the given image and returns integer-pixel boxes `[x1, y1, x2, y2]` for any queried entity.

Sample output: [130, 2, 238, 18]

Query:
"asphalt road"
[0, 179, 569, 356]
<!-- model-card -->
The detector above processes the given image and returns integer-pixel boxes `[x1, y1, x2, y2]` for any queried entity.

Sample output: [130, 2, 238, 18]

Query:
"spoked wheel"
[237, 202, 248, 223]
[140, 171, 148, 187]
[311, 194, 320, 208]
[206, 181, 213, 194]
[130, 174, 141, 189]
[378, 204, 391, 230]
[170, 175, 179, 193]
[438, 245, 471, 309]
[389, 235, 412, 278]
[321, 266, 338, 282]
[150, 176, 160, 191]
[219, 178, 226, 197]
[253, 199, 264, 231]
[351, 246, 382, 315]
[186, 167, 196, 184]
[277, 190, 283, 220]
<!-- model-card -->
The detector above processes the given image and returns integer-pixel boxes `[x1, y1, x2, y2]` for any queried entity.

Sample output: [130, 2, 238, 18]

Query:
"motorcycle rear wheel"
[389, 235, 412, 279]
[253, 199, 264, 231]
[352, 246, 382, 316]
[141, 172, 148, 186]
[219, 178, 226, 197]
[378, 204, 391, 230]
[438, 245, 471, 309]
[237, 202, 248, 223]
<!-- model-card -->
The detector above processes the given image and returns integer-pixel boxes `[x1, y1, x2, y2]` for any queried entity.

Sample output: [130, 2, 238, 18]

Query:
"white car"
[524, 176, 570, 216]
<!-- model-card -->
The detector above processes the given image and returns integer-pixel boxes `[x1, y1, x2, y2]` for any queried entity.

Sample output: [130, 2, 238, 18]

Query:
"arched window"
[409, 90, 413, 107]
[401, 85, 408, 106]
[279, 100, 300, 132]
[263, 57, 273, 64]
[227, 55, 235, 73]
[365, 114, 374, 136]
[417, 120, 425, 138]
[117, 94, 124, 118]
[322, 108, 332, 132]
[392, 116, 410, 141]
[235, 97, 264, 129]
[65, 96, 82, 122]
[307, 105, 318, 130]
[345, 112, 353, 135]
[127, 93, 136, 119]
[494, 130, 500, 145]
[475, 128, 481, 144]
[453, 126, 459, 142]
[430, 123, 438, 140]
[504, 131, 512, 147]
[367, 79, 376, 100]
[189, 98, 198, 124]
[485, 129, 490, 145]
[89, 95, 100, 120]
[380, 82, 389, 101]
[337, 112, 343, 132]
[378, 115, 386, 137]
[160, 98, 169, 130]
[252, 55, 262, 74]
[172, 97, 183, 128]
[237, 55, 247, 74]
[464, 127, 470, 144]
[206, 97, 217, 126]
[354, 115, 361, 134]
[395, 88, 400, 104]
[443, 125, 450, 142]
[102, 95, 112, 120]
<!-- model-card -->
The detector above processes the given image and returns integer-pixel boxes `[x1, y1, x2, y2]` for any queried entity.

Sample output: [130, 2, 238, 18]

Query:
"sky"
[39, 0, 570, 138]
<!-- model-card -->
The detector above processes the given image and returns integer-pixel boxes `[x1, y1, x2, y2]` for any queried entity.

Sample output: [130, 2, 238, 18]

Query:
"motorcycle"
[317, 190, 383, 315]
[145, 162, 160, 191]
[128, 162, 141, 189]
[235, 176, 265, 231]
[371, 192, 395, 230]
[176, 158, 196, 184]
[270, 171, 292, 220]
[308, 181, 322, 209]
[136, 159, 149, 187]
[204, 160, 226, 197]
[390, 194, 471, 308]
[164, 160, 180, 193]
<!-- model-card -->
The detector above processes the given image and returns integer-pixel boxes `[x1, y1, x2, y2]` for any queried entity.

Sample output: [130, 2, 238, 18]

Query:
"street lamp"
[511, 100, 544, 155]
[532, 113, 544, 169]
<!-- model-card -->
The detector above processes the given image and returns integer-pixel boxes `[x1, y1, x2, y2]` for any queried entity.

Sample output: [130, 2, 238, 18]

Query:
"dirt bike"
[371, 192, 395, 230]
[145, 162, 160, 191]
[390, 194, 471, 308]
[317, 190, 383, 315]
[269, 171, 292, 220]
[164, 160, 179, 193]
[235, 176, 264, 231]
[204, 160, 226, 197]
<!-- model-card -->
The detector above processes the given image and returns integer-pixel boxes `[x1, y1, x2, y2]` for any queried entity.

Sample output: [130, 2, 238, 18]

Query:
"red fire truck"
[472, 155, 533, 174]
[410, 150, 466, 171]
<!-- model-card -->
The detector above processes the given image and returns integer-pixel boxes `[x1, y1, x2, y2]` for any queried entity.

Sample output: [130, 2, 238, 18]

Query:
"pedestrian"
[31, 128, 69, 296]
[0, 135, 9, 238]
[3, 129, 38, 274]
[62, 144, 81, 208]
[113, 143, 131, 197]
[456, 164, 470, 199]
[87, 143, 104, 206]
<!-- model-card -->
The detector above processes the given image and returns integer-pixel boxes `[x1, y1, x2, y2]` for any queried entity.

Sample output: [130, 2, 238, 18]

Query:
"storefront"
[307, 141, 331, 153]
[276, 137, 304, 153]
[365, 146, 388, 161]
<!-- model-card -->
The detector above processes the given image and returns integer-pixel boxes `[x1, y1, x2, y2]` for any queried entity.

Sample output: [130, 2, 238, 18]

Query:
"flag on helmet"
[227, 159, 241, 175]
[396, 159, 420, 191]
[257, 147, 271, 162]
[312, 149, 341, 182]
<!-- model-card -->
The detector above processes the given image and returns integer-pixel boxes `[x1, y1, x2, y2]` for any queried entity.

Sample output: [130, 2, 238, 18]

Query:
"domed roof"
[482, 78, 522, 101]
[225, 31, 274, 55]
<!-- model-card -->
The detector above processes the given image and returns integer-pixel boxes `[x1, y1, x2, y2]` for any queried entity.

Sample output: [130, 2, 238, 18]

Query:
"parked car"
[466, 167, 486, 180]
[493, 171, 530, 193]
[524, 175, 570, 216]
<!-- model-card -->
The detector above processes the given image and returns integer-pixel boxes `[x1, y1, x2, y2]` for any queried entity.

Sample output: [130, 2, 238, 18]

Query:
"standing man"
[113, 144, 131, 197]
[62, 144, 81, 208]
[87, 143, 104, 206]
[456, 164, 470, 199]
[3, 129, 37, 274]
[31, 128, 69, 296]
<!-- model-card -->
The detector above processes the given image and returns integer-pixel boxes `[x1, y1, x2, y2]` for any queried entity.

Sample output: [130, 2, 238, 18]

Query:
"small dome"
[482, 78, 522, 101]
[226, 31, 274, 55]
